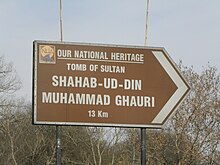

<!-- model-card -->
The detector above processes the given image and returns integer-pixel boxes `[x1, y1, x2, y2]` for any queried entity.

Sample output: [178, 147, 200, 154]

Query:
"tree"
[61, 126, 92, 164]
[123, 64, 219, 165]
[169, 65, 220, 164]
[0, 98, 30, 164]
[0, 55, 22, 165]
[145, 64, 220, 165]
[0, 56, 21, 97]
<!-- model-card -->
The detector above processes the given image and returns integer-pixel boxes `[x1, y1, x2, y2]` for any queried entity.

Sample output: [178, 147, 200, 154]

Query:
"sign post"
[142, 0, 150, 163]
[141, 129, 146, 164]
[33, 41, 190, 128]
[56, 125, 61, 165]
[56, 1, 63, 164]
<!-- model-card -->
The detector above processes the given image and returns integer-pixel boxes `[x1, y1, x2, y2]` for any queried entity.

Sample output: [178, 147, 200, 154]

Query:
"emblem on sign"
[39, 45, 56, 64]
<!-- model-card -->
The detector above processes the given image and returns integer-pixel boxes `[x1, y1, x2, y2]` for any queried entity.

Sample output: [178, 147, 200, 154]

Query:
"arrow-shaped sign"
[33, 41, 190, 128]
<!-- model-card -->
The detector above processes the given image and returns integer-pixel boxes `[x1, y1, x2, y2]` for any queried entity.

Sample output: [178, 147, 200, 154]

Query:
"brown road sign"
[33, 40, 190, 128]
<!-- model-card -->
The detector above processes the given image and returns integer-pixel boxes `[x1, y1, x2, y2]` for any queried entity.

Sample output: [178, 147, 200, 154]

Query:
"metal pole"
[56, 1, 63, 165]
[141, 0, 150, 164]
[144, 0, 150, 46]
[56, 126, 62, 165]
[141, 128, 146, 165]
[60, 0, 63, 42]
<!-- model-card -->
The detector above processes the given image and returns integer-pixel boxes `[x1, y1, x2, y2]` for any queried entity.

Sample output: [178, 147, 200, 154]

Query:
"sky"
[0, 0, 220, 100]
